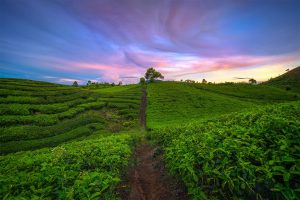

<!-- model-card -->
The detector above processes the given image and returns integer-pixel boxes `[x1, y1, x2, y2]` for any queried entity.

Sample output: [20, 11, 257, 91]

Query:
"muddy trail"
[119, 87, 188, 200]
[139, 87, 147, 129]
[120, 143, 188, 200]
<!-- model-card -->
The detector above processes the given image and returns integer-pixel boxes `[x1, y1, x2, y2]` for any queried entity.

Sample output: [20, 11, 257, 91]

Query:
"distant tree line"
[72, 80, 123, 87]
[86, 80, 122, 86]
[72, 66, 259, 86]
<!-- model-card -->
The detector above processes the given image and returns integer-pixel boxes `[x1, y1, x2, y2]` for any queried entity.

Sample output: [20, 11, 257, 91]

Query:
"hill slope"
[0, 78, 142, 154]
[265, 66, 300, 93]
[0, 78, 143, 199]
[147, 81, 299, 128]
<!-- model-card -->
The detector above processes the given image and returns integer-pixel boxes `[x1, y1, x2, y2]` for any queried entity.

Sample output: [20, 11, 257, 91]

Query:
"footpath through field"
[123, 86, 188, 200]
[139, 86, 147, 129]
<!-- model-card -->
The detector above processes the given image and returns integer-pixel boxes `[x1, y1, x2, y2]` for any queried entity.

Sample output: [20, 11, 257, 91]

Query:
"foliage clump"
[72, 81, 78, 86]
[145, 67, 164, 82]
[140, 77, 146, 84]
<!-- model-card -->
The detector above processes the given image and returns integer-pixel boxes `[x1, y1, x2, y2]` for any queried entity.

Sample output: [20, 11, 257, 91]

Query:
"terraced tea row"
[0, 111, 104, 142]
[0, 101, 107, 126]
[0, 84, 140, 124]
[0, 79, 142, 154]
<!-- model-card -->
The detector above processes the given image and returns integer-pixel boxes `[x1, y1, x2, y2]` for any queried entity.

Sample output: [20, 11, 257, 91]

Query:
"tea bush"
[0, 134, 138, 199]
[149, 102, 300, 199]
[0, 111, 104, 142]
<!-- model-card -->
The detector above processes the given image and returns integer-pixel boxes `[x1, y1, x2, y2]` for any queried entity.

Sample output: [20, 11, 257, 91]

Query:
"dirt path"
[126, 143, 188, 200]
[118, 86, 188, 199]
[139, 87, 147, 129]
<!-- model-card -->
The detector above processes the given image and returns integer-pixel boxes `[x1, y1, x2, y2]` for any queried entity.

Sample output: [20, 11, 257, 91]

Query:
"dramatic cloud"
[1, 0, 300, 84]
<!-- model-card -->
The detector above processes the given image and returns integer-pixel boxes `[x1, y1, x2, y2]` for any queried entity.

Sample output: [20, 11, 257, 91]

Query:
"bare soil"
[139, 87, 147, 129]
[119, 143, 188, 200]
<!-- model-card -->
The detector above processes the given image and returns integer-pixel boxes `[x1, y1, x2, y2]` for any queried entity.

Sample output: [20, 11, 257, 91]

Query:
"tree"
[140, 77, 146, 84]
[72, 81, 78, 87]
[118, 81, 122, 86]
[87, 80, 92, 86]
[145, 67, 164, 82]
[249, 78, 257, 84]
[202, 79, 207, 84]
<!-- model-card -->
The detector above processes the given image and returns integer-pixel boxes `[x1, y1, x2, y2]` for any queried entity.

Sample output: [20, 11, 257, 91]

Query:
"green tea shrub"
[0, 111, 104, 142]
[0, 104, 31, 115]
[0, 96, 43, 104]
[0, 114, 58, 126]
[0, 134, 137, 199]
[149, 102, 300, 199]
[0, 123, 105, 154]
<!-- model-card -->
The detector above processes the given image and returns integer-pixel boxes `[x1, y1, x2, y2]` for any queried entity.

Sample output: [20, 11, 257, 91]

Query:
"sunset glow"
[1, 0, 299, 84]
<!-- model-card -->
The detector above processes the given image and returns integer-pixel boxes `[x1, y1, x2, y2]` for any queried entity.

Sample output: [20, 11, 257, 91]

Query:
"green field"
[0, 78, 143, 199]
[147, 81, 299, 128]
[1, 72, 300, 199]
[0, 78, 141, 154]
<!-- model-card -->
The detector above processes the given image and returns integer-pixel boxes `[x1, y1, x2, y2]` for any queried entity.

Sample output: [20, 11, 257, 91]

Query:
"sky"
[1, 0, 300, 84]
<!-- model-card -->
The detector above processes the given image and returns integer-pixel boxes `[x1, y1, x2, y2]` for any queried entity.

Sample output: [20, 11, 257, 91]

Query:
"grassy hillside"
[148, 101, 300, 199]
[0, 78, 142, 154]
[265, 66, 300, 93]
[147, 80, 300, 199]
[191, 82, 299, 102]
[147, 81, 299, 128]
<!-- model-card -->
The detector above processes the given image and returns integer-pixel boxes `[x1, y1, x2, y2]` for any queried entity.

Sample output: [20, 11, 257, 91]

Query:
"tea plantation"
[147, 81, 299, 128]
[1, 76, 300, 199]
[1, 134, 139, 199]
[0, 78, 142, 199]
[147, 80, 300, 199]
[0, 78, 141, 154]
[148, 102, 300, 199]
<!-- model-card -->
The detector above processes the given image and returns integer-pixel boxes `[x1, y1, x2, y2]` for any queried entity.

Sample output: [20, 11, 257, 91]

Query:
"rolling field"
[146, 80, 300, 199]
[147, 81, 299, 128]
[0, 78, 141, 154]
[0, 78, 143, 199]
[191, 83, 299, 103]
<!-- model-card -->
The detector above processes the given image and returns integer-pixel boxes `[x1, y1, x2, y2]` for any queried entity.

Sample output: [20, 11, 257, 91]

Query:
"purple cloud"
[0, 0, 300, 83]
